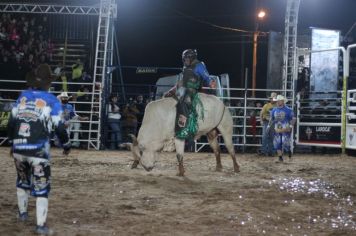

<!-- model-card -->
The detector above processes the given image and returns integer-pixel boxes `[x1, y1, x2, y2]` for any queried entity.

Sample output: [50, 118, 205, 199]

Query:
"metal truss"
[0, 3, 100, 15]
[282, 0, 300, 101]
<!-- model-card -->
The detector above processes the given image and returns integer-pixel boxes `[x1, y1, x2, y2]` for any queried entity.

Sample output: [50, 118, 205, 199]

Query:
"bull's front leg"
[175, 138, 185, 176]
[131, 160, 139, 169]
[176, 154, 185, 176]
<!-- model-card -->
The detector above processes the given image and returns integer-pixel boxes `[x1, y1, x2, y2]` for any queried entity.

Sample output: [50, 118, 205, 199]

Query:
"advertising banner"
[298, 125, 341, 145]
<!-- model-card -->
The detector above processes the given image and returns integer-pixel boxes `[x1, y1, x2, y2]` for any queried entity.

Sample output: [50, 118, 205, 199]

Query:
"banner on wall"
[298, 125, 341, 145]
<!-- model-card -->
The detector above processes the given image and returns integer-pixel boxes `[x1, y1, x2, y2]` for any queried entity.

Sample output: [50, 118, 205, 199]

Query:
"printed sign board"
[298, 125, 341, 145]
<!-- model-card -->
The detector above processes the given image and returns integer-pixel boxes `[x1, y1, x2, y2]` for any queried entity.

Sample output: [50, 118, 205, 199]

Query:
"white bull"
[130, 93, 239, 176]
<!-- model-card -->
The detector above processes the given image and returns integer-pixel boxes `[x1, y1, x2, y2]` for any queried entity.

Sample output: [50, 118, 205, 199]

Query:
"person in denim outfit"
[108, 94, 122, 150]
[258, 92, 277, 156]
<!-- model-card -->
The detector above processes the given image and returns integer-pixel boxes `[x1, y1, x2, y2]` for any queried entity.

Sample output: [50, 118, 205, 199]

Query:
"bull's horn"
[129, 134, 138, 146]
[126, 143, 133, 151]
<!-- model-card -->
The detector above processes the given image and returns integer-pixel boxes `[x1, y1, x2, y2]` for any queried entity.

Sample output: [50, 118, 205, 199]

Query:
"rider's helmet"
[182, 49, 197, 62]
[182, 49, 198, 66]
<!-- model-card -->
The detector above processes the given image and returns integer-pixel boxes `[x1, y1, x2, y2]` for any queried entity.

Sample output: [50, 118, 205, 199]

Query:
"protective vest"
[9, 90, 64, 158]
[182, 62, 201, 90]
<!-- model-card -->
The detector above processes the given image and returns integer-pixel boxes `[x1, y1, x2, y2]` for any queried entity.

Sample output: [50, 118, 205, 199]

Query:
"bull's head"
[129, 134, 156, 171]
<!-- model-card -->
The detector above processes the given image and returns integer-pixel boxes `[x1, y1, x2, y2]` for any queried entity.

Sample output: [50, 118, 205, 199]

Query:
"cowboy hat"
[268, 92, 277, 99]
[273, 94, 287, 103]
[58, 92, 71, 99]
[26, 64, 55, 90]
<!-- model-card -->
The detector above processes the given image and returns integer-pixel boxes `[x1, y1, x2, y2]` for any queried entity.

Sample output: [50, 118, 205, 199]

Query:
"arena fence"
[0, 79, 99, 147]
[1, 42, 355, 153]
[296, 47, 347, 151]
[194, 87, 293, 153]
[195, 44, 356, 154]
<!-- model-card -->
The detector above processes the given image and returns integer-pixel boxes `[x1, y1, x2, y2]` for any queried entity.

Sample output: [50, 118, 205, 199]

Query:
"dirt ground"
[0, 147, 355, 236]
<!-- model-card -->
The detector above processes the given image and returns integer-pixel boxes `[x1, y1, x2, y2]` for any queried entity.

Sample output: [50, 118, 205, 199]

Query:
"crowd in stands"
[0, 14, 52, 90]
[0, 13, 160, 150]
[0, 13, 93, 96]
[0, 13, 96, 148]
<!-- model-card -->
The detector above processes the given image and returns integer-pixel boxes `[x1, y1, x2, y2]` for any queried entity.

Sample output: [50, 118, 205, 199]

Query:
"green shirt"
[261, 102, 274, 121]
[72, 64, 83, 80]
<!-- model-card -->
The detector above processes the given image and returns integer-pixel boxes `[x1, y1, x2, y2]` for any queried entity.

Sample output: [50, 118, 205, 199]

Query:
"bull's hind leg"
[131, 160, 139, 169]
[217, 108, 240, 172]
[175, 138, 185, 176]
[207, 129, 222, 171]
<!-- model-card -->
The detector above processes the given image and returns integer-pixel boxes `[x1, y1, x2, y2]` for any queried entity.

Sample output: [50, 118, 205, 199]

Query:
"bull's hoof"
[215, 166, 223, 172]
[131, 160, 139, 169]
[234, 166, 240, 173]
[177, 163, 185, 177]
[176, 172, 185, 177]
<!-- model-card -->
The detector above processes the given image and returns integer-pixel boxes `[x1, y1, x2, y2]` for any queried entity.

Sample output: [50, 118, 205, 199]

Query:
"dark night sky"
[116, 0, 356, 89]
[5, 0, 355, 89]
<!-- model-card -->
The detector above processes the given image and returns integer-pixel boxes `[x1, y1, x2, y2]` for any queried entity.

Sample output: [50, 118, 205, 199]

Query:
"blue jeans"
[261, 120, 274, 154]
[109, 118, 122, 149]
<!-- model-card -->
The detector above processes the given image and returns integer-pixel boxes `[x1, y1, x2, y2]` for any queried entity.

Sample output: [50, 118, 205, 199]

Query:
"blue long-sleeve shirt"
[193, 61, 210, 87]
[62, 103, 77, 121]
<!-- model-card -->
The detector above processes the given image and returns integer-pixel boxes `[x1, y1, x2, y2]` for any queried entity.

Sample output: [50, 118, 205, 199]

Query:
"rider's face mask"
[183, 57, 191, 66]
[61, 98, 69, 104]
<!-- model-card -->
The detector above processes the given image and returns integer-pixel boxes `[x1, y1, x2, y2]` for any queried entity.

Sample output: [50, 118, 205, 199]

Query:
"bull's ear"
[129, 134, 138, 146]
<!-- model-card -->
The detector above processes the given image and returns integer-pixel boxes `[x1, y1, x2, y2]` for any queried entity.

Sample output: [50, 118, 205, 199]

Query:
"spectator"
[135, 94, 146, 133]
[0, 99, 12, 131]
[53, 62, 63, 77]
[70, 59, 84, 92]
[258, 92, 277, 156]
[122, 97, 140, 142]
[255, 101, 263, 126]
[38, 54, 47, 64]
[10, 28, 19, 41]
[76, 85, 91, 111]
[57, 92, 89, 148]
[148, 92, 155, 102]
[248, 101, 257, 144]
[81, 71, 92, 82]
[53, 70, 67, 92]
[25, 53, 36, 69]
[108, 94, 122, 150]
[46, 38, 54, 61]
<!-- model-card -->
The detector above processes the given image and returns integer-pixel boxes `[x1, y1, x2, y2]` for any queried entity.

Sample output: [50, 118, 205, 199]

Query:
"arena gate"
[345, 44, 356, 150]
[296, 44, 356, 153]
